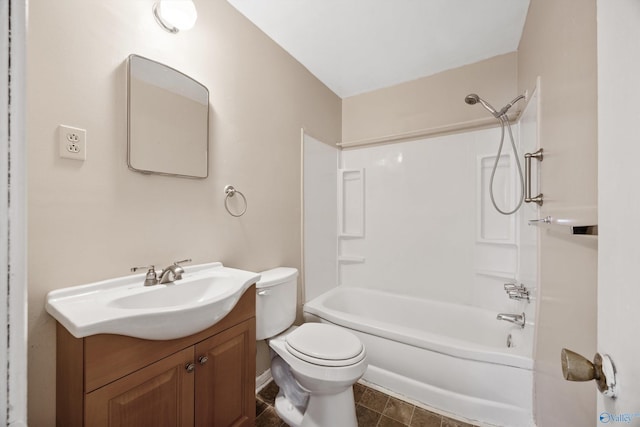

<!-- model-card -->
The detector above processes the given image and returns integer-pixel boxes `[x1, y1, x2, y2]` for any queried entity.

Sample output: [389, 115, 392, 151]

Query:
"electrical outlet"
[59, 125, 87, 161]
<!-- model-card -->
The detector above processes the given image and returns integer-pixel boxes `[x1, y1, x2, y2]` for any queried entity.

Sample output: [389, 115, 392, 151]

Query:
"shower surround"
[302, 99, 539, 426]
[336, 126, 538, 312]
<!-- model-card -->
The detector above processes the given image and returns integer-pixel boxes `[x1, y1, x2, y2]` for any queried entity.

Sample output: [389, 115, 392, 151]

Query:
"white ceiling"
[227, 0, 530, 98]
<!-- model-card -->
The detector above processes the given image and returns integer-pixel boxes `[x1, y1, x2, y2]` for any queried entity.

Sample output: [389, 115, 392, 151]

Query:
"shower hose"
[488, 115, 525, 215]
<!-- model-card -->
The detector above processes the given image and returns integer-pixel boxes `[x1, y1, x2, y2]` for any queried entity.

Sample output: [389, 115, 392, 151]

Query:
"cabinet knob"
[198, 356, 208, 365]
[185, 363, 196, 373]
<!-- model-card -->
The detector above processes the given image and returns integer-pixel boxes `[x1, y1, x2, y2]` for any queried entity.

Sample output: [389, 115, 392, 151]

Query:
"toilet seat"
[285, 323, 365, 367]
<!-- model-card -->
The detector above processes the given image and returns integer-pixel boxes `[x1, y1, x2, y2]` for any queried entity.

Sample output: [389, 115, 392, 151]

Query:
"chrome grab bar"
[524, 148, 544, 205]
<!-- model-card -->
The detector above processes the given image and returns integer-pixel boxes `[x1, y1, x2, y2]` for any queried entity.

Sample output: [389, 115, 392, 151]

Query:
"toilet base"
[274, 393, 304, 426]
[274, 386, 358, 427]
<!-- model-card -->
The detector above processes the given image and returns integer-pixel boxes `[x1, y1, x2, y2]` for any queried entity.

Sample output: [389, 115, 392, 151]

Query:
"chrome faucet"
[496, 312, 526, 328]
[131, 259, 192, 286]
[158, 258, 192, 284]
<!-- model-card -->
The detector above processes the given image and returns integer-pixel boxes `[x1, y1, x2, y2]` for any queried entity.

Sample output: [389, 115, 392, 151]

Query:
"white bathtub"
[303, 287, 534, 427]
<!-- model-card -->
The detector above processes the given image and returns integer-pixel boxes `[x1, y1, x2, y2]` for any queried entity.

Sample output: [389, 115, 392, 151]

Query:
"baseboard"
[256, 369, 273, 393]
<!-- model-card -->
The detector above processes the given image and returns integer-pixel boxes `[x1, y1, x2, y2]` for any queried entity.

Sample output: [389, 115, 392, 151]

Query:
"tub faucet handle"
[507, 291, 530, 303]
[504, 282, 525, 291]
[504, 283, 530, 302]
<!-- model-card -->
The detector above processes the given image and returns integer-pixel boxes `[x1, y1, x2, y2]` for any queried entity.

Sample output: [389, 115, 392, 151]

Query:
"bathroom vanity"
[55, 286, 256, 427]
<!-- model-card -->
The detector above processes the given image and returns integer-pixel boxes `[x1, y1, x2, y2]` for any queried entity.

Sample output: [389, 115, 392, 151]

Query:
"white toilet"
[256, 267, 367, 427]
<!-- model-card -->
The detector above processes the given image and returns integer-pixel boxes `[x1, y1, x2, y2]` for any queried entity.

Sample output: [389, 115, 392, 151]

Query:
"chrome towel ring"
[224, 185, 247, 217]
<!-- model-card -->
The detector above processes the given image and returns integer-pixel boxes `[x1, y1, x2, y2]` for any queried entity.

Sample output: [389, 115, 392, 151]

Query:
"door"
[1, 0, 27, 424]
[598, 0, 640, 423]
[85, 347, 195, 427]
[194, 319, 256, 427]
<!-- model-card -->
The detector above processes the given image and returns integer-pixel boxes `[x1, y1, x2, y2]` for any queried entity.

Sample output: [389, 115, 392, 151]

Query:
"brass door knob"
[561, 348, 617, 397]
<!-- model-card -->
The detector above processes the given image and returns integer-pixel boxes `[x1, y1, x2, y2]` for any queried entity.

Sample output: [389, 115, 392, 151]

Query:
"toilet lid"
[285, 323, 364, 365]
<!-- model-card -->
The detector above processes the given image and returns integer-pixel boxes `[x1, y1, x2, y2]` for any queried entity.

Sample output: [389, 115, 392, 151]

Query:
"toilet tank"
[255, 267, 298, 340]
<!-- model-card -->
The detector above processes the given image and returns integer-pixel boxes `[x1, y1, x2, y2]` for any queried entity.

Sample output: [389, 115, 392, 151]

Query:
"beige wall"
[27, 0, 341, 425]
[342, 53, 517, 143]
[518, 1, 598, 425]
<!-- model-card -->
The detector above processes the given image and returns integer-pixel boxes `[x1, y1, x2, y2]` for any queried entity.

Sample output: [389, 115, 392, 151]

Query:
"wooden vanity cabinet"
[56, 285, 256, 427]
[84, 346, 196, 427]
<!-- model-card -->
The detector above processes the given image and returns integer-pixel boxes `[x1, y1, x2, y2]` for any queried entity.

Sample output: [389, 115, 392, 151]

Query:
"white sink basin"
[108, 278, 225, 310]
[45, 262, 260, 340]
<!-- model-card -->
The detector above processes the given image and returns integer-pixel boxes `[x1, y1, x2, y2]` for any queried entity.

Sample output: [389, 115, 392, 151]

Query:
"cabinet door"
[194, 319, 256, 427]
[85, 347, 195, 427]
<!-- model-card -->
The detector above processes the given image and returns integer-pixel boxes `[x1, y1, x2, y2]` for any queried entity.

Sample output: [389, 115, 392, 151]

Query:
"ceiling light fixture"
[153, 0, 198, 33]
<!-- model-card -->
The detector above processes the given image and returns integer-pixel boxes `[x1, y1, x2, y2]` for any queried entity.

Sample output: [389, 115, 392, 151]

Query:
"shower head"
[464, 93, 499, 117]
[464, 94, 480, 105]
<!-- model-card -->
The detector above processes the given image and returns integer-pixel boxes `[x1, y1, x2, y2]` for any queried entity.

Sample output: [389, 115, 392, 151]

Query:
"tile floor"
[256, 381, 479, 427]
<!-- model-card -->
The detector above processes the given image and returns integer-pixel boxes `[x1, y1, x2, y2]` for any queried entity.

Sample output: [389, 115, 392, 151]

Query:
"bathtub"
[303, 287, 534, 427]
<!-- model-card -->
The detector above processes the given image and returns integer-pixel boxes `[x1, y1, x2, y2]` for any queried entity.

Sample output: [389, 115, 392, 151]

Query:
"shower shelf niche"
[337, 168, 366, 286]
[338, 168, 365, 238]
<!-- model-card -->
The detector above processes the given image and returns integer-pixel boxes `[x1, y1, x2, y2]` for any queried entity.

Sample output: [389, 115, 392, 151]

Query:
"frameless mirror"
[127, 54, 209, 178]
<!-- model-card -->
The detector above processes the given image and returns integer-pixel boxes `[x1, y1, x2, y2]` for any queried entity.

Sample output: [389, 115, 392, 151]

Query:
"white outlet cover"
[58, 124, 86, 161]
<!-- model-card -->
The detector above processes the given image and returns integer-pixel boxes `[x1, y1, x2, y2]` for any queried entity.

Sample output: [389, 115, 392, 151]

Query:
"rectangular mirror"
[127, 54, 209, 178]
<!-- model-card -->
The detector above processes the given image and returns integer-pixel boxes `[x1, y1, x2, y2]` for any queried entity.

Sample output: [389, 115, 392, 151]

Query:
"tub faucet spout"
[497, 312, 525, 328]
